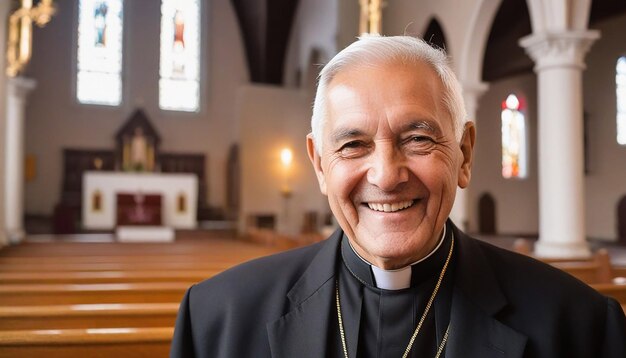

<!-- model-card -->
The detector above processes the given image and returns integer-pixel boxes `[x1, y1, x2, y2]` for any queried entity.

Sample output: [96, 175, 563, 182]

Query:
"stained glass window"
[617, 56, 626, 145]
[501, 94, 528, 179]
[159, 0, 201, 112]
[76, 0, 124, 106]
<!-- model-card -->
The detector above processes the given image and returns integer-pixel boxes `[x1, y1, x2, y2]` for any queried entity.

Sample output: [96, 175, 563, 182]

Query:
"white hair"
[310, 35, 468, 153]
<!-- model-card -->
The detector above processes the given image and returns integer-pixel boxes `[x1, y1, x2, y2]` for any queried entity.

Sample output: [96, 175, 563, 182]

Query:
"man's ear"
[457, 121, 476, 189]
[306, 133, 327, 195]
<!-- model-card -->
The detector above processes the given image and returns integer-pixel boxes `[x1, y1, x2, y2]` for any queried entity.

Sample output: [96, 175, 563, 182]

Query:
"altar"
[82, 172, 198, 230]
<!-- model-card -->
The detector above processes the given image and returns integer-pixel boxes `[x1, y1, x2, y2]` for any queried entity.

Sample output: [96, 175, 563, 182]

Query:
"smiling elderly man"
[170, 36, 626, 358]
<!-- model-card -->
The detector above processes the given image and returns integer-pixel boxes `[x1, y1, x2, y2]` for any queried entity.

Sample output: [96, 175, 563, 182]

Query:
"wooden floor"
[0, 230, 284, 358]
[0, 230, 625, 357]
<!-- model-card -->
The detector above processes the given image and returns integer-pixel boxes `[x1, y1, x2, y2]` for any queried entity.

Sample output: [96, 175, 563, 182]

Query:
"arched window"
[159, 0, 201, 112]
[501, 94, 528, 179]
[617, 56, 626, 145]
[76, 0, 124, 106]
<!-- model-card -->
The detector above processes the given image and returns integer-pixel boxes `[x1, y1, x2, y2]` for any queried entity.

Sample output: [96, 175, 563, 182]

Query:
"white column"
[4, 77, 36, 244]
[520, 31, 598, 258]
[450, 81, 488, 231]
[0, 0, 12, 247]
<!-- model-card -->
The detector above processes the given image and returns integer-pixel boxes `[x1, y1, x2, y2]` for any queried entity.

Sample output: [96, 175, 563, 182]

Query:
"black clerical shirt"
[328, 224, 455, 358]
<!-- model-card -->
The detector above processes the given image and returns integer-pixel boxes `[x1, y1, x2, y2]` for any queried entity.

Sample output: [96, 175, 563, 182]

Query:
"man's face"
[307, 60, 475, 269]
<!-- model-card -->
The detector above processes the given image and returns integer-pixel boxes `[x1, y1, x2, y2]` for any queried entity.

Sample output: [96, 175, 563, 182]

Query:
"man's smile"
[366, 199, 416, 213]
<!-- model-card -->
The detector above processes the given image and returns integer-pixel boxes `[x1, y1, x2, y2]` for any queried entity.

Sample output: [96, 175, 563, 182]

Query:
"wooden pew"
[512, 241, 617, 285]
[0, 240, 278, 259]
[0, 282, 192, 306]
[0, 303, 178, 330]
[592, 283, 626, 304]
[0, 270, 218, 284]
[0, 254, 262, 264]
[0, 327, 172, 358]
[0, 261, 233, 272]
[549, 250, 614, 284]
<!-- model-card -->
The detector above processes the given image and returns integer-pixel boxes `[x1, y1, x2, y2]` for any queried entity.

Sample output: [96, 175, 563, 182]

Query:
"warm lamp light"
[280, 148, 293, 198]
[280, 148, 293, 167]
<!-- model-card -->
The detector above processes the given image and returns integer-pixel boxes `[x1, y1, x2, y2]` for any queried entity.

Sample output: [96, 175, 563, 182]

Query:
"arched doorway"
[422, 17, 447, 50]
[618, 195, 626, 244]
[478, 192, 496, 235]
[226, 144, 240, 220]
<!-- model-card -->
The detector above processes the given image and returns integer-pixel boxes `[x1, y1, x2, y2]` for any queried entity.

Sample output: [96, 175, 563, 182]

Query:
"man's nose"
[366, 144, 409, 191]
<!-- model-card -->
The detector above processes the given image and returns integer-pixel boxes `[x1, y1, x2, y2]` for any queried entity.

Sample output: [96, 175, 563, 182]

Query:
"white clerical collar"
[349, 225, 447, 290]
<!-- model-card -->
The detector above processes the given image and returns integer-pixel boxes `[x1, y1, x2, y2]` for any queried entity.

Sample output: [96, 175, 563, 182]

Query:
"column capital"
[7, 76, 36, 98]
[519, 30, 600, 71]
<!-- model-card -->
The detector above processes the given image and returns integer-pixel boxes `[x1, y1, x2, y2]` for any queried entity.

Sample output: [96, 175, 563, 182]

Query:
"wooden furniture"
[82, 172, 197, 230]
[159, 153, 212, 220]
[0, 303, 179, 330]
[55, 151, 210, 233]
[53, 149, 115, 234]
[0, 282, 192, 306]
[116, 193, 163, 226]
[0, 327, 172, 358]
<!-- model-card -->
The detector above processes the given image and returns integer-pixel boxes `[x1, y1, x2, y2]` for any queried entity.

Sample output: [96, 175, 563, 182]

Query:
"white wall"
[23, 0, 248, 215]
[238, 85, 327, 235]
[584, 13, 626, 240]
[470, 73, 539, 235]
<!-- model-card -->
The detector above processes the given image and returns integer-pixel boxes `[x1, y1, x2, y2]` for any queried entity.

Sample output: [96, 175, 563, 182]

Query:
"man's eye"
[404, 136, 435, 154]
[342, 141, 362, 149]
[409, 136, 433, 143]
[338, 141, 368, 157]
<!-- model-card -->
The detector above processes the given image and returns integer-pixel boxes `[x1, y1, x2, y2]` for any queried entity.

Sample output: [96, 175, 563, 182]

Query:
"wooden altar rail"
[0, 282, 192, 306]
[0, 303, 179, 330]
[0, 327, 172, 358]
[0, 270, 218, 284]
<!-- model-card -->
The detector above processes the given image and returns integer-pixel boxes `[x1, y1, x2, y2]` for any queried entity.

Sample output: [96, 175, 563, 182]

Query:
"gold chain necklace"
[335, 236, 454, 358]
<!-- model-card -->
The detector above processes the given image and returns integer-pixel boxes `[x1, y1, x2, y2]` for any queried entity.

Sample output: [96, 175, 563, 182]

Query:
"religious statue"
[123, 126, 154, 171]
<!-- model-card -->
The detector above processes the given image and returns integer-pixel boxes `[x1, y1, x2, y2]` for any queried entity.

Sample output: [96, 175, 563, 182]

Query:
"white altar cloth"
[82, 172, 198, 230]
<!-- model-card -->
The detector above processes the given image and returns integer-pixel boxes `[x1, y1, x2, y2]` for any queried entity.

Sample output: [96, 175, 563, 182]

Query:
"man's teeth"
[367, 200, 414, 212]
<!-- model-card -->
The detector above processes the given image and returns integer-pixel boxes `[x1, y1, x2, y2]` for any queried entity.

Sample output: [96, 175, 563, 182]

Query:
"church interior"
[0, 0, 625, 355]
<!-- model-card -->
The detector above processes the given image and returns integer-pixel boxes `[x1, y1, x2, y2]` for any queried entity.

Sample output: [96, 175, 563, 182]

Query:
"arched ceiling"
[482, 0, 626, 82]
[231, 0, 300, 84]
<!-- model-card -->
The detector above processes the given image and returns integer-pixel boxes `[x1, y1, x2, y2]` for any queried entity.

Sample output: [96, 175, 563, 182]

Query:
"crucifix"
[359, 0, 384, 35]
[6, 0, 56, 77]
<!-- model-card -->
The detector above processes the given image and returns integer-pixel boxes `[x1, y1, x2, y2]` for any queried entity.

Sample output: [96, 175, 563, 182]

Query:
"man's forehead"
[324, 61, 449, 139]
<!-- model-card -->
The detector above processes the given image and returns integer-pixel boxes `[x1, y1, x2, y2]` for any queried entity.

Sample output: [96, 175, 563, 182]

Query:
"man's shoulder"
[461, 233, 605, 306]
